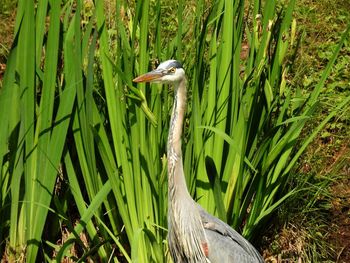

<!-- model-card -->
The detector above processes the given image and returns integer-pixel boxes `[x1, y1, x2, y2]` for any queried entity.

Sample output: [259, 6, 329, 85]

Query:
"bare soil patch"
[329, 167, 350, 262]
[0, 9, 16, 81]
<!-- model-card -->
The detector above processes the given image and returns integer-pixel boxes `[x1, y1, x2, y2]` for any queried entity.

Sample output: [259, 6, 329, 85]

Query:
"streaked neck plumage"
[167, 76, 189, 198]
[166, 75, 208, 262]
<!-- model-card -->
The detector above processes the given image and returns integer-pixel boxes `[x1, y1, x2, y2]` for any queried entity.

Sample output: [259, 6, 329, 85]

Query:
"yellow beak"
[133, 71, 164, 83]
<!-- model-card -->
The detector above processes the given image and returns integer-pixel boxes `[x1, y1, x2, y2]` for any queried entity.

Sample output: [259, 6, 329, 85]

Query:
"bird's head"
[133, 60, 185, 84]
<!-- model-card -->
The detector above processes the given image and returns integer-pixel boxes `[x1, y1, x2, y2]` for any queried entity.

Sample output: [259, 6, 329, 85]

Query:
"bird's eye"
[169, 67, 176, 74]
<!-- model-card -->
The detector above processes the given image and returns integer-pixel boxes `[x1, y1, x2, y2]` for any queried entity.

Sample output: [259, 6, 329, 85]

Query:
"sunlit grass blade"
[55, 179, 112, 261]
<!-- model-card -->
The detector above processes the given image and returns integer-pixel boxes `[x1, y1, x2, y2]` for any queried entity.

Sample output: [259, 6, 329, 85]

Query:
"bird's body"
[134, 60, 264, 263]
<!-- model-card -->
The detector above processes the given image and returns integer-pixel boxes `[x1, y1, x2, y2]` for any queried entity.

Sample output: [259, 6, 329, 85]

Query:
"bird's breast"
[168, 200, 209, 262]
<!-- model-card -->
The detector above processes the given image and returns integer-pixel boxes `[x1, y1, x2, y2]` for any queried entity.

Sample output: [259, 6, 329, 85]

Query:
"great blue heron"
[133, 60, 264, 262]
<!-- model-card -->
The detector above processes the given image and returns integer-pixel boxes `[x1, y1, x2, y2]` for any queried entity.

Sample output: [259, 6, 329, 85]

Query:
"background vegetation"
[0, 0, 349, 262]
[261, 1, 350, 262]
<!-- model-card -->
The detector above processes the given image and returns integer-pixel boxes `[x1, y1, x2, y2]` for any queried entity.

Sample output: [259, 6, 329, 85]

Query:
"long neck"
[167, 77, 190, 199]
[167, 77, 209, 262]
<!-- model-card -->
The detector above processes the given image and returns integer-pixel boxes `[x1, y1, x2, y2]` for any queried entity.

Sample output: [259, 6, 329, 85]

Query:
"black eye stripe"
[168, 61, 183, 69]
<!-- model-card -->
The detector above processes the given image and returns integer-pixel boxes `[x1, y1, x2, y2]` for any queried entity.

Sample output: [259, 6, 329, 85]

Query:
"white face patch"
[160, 68, 185, 83]
[153, 60, 185, 83]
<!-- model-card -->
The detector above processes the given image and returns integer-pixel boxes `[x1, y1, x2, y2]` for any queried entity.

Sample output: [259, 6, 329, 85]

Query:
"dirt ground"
[0, 10, 15, 81]
[318, 141, 350, 262]
[329, 170, 350, 262]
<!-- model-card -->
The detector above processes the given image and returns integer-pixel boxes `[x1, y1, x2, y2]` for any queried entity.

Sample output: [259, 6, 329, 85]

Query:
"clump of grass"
[261, 0, 350, 261]
[262, 174, 337, 262]
[262, 144, 350, 262]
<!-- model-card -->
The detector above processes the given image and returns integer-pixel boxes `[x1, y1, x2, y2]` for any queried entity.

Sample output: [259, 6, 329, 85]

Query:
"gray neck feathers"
[167, 77, 188, 198]
[166, 77, 208, 262]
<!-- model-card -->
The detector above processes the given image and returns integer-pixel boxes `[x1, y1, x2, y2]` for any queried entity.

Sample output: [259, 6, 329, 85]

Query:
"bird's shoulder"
[197, 206, 264, 262]
[197, 206, 240, 238]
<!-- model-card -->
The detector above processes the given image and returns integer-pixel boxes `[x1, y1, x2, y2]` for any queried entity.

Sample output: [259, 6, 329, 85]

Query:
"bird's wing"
[198, 208, 264, 263]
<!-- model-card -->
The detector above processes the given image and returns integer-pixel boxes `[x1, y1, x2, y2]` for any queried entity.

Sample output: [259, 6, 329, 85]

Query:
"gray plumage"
[133, 60, 264, 263]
